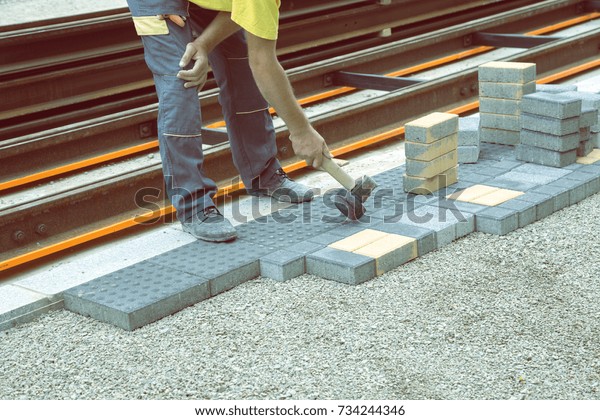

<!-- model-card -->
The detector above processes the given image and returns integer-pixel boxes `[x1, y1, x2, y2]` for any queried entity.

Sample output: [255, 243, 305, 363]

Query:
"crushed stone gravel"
[1, 193, 599, 400]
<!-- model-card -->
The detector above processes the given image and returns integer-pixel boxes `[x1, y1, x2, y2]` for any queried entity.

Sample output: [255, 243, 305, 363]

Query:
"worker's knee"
[154, 75, 202, 136]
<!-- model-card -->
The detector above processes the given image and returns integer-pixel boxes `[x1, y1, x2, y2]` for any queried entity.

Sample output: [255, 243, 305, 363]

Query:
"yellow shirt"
[189, 0, 281, 40]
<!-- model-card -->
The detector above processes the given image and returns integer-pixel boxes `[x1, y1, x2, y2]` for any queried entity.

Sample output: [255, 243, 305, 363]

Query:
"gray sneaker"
[182, 206, 237, 242]
[249, 169, 314, 203]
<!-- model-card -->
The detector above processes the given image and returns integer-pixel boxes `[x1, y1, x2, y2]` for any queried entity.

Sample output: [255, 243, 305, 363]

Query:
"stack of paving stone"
[457, 116, 480, 163]
[517, 91, 582, 167]
[478, 61, 537, 145]
[555, 91, 600, 150]
[535, 83, 577, 94]
[403, 112, 459, 194]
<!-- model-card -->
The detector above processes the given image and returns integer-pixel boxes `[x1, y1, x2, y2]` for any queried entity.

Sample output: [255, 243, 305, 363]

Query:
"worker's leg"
[188, 6, 281, 189]
[126, 1, 217, 223]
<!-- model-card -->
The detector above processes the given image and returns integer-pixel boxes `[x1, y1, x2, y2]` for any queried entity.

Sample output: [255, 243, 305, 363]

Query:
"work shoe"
[249, 169, 314, 203]
[182, 206, 237, 242]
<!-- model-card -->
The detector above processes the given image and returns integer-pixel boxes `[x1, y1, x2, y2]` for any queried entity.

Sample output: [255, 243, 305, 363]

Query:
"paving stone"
[536, 83, 578, 94]
[64, 261, 211, 331]
[479, 81, 536, 100]
[480, 112, 521, 131]
[372, 220, 437, 256]
[403, 165, 459, 195]
[548, 177, 586, 206]
[510, 162, 572, 178]
[286, 240, 325, 256]
[580, 107, 598, 127]
[353, 234, 418, 276]
[478, 61, 536, 83]
[491, 160, 524, 171]
[405, 133, 458, 161]
[306, 232, 346, 246]
[581, 127, 592, 142]
[475, 207, 519, 235]
[396, 204, 474, 246]
[515, 190, 555, 219]
[259, 250, 306, 282]
[406, 150, 458, 178]
[305, 248, 375, 285]
[458, 170, 491, 183]
[447, 184, 499, 202]
[150, 240, 266, 297]
[472, 165, 511, 177]
[328, 229, 388, 252]
[469, 187, 524, 206]
[520, 129, 581, 152]
[531, 185, 567, 214]
[405, 112, 459, 143]
[479, 97, 521, 116]
[497, 198, 537, 228]
[562, 172, 598, 202]
[592, 132, 600, 148]
[521, 113, 580, 136]
[521, 92, 582, 119]
[458, 116, 480, 146]
[516, 144, 578, 168]
[458, 145, 480, 163]
[496, 171, 559, 186]
[483, 177, 538, 192]
[480, 127, 520, 145]
[557, 90, 600, 110]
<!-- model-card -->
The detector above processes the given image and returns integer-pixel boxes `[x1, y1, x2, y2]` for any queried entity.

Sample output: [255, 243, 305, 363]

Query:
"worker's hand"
[177, 42, 209, 90]
[289, 126, 331, 169]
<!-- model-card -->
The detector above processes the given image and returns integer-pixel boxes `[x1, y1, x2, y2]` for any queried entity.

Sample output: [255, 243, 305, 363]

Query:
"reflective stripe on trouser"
[127, 0, 280, 222]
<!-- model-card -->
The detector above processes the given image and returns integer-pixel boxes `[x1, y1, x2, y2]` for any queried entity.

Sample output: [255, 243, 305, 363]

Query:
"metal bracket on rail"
[471, 32, 562, 49]
[329, 71, 424, 92]
[201, 128, 229, 146]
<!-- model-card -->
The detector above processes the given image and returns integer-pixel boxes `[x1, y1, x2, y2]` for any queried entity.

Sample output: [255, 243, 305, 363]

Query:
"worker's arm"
[177, 12, 241, 89]
[245, 32, 329, 168]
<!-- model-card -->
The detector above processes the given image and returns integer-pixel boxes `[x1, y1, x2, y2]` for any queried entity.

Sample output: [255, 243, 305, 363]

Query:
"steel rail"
[0, 0, 590, 188]
[0, 0, 535, 139]
[1, 8, 600, 273]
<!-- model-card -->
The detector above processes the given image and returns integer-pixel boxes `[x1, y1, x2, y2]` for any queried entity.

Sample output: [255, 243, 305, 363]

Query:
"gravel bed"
[1, 193, 599, 400]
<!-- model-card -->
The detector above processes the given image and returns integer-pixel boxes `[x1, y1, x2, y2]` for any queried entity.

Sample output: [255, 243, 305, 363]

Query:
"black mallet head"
[331, 175, 378, 220]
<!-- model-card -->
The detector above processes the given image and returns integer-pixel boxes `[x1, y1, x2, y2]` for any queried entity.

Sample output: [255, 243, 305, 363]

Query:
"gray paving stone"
[510, 162, 572, 179]
[535, 83, 578, 94]
[532, 185, 568, 213]
[479, 81, 536, 100]
[458, 145, 480, 163]
[480, 112, 521, 131]
[549, 177, 586, 205]
[581, 127, 592, 142]
[259, 250, 305, 282]
[580, 107, 598, 128]
[479, 97, 520, 116]
[521, 113, 580, 136]
[521, 92, 582, 119]
[497, 199, 537, 228]
[478, 62, 536, 83]
[496, 171, 557, 186]
[557, 91, 600, 110]
[458, 116, 480, 146]
[436, 196, 489, 215]
[64, 261, 211, 331]
[480, 127, 520, 145]
[515, 190, 555, 220]
[287, 240, 325, 256]
[476, 207, 519, 235]
[306, 232, 346, 246]
[483, 178, 538, 192]
[491, 160, 524, 171]
[150, 240, 266, 297]
[373, 220, 437, 256]
[305, 248, 375, 285]
[563, 171, 599, 201]
[520, 129, 581, 152]
[516, 145, 577, 168]
[473, 166, 511, 177]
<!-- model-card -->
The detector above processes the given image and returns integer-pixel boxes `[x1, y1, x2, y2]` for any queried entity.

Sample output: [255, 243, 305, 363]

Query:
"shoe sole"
[182, 227, 238, 243]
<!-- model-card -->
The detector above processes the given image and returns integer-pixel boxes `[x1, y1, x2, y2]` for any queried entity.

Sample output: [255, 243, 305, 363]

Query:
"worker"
[126, 0, 330, 242]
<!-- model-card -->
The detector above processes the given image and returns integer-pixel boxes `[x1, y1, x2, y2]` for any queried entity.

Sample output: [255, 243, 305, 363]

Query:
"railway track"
[1, 0, 600, 275]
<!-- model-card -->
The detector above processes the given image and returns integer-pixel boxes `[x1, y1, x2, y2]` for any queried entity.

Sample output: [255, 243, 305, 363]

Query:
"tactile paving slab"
[64, 261, 210, 331]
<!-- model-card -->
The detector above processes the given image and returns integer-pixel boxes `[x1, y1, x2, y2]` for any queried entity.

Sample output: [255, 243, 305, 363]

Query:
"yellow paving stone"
[328, 229, 388, 252]
[405, 112, 458, 143]
[447, 184, 499, 202]
[403, 165, 458, 194]
[406, 150, 458, 178]
[354, 234, 418, 276]
[405, 133, 458, 162]
[576, 148, 600, 164]
[469, 188, 524, 206]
